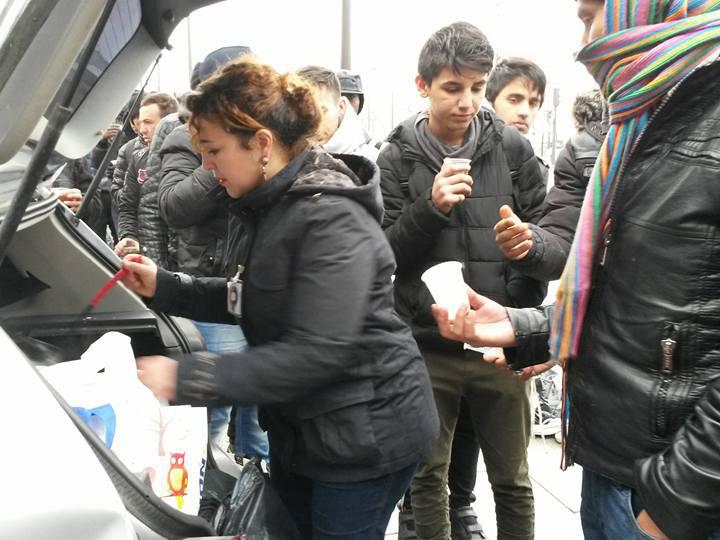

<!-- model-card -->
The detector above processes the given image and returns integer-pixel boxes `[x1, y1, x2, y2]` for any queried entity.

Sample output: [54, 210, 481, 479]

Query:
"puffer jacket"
[512, 121, 606, 282]
[116, 145, 149, 241]
[150, 147, 439, 482]
[110, 135, 145, 212]
[506, 60, 720, 540]
[157, 124, 228, 277]
[378, 109, 547, 350]
[136, 113, 183, 268]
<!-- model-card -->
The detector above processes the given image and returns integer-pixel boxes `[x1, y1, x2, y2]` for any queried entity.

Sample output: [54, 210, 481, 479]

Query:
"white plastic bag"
[38, 332, 161, 471]
[39, 332, 208, 514]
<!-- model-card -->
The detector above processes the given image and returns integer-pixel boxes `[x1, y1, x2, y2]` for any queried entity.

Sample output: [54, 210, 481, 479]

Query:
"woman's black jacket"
[151, 147, 439, 483]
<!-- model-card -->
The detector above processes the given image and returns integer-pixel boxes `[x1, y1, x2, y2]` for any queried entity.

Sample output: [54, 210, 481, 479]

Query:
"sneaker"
[450, 506, 487, 540]
[532, 416, 562, 437]
[398, 507, 418, 540]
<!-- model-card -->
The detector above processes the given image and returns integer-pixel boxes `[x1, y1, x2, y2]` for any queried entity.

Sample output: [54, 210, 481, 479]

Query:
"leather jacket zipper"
[597, 93, 676, 271]
[655, 322, 679, 436]
[661, 324, 678, 373]
[598, 220, 613, 267]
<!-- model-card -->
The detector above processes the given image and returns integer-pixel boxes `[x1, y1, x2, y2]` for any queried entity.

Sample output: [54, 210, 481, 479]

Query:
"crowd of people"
[53, 0, 720, 539]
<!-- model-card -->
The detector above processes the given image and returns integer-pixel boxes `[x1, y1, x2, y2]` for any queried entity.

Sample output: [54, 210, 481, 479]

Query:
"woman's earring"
[261, 156, 269, 181]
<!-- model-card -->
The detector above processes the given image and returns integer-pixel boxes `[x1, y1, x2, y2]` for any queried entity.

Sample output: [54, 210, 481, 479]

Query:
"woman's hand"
[137, 355, 178, 401]
[121, 254, 158, 298]
[432, 286, 517, 348]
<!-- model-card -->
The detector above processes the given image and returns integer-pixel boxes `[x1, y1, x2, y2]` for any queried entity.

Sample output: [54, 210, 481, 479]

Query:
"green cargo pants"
[411, 347, 533, 540]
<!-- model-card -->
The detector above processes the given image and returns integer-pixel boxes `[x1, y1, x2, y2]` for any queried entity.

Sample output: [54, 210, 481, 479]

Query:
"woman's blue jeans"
[272, 461, 417, 540]
[193, 321, 268, 458]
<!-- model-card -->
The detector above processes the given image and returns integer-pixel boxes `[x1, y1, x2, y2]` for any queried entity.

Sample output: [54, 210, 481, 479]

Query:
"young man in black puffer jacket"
[115, 92, 178, 258]
[435, 56, 551, 540]
[378, 22, 546, 540]
[495, 89, 607, 283]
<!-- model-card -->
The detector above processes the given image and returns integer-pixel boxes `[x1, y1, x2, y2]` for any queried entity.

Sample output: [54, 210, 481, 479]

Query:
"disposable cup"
[52, 187, 81, 198]
[421, 261, 467, 321]
[443, 157, 471, 172]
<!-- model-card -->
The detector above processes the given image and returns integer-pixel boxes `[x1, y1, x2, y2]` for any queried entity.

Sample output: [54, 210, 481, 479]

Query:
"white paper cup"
[421, 261, 467, 321]
[52, 187, 82, 200]
[443, 157, 471, 171]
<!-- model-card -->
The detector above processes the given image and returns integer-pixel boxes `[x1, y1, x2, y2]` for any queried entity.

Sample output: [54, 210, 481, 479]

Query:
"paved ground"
[384, 435, 583, 539]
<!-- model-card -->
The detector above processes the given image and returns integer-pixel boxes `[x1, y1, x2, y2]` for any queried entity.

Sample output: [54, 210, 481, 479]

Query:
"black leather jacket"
[507, 61, 720, 540]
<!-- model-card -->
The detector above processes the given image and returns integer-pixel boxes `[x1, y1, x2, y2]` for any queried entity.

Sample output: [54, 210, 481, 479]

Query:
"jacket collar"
[209, 148, 310, 215]
[388, 107, 503, 165]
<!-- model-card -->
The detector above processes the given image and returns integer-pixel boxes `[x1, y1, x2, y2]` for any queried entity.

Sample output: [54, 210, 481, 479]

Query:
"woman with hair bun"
[120, 58, 439, 539]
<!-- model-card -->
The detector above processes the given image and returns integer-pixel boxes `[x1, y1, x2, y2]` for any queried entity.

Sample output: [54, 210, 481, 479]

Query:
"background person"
[378, 21, 547, 540]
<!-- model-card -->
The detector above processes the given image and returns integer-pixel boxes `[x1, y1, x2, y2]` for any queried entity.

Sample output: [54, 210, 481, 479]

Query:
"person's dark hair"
[186, 58, 321, 154]
[296, 65, 341, 101]
[486, 57, 547, 107]
[417, 22, 494, 85]
[140, 92, 179, 117]
[572, 89, 604, 129]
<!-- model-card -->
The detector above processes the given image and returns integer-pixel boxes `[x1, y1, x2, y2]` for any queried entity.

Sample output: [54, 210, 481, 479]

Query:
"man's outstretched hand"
[495, 205, 533, 261]
[432, 286, 517, 348]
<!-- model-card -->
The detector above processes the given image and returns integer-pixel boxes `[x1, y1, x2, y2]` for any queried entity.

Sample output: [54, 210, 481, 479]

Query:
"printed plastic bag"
[39, 332, 208, 514]
[214, 459, 299, 539]
[148, 405, 208, 513]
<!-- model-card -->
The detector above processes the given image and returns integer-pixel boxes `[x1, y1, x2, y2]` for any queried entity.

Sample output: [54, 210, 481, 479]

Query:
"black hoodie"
[150, 147, 439, 482]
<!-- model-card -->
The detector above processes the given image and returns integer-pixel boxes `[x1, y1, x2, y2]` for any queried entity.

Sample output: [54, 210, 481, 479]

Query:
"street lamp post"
[341, 0, 351, 69]
[551, 87, 560, 163]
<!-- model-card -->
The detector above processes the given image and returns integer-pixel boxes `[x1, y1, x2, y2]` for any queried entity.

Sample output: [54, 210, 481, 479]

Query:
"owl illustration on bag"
[167, 452, 188, 509]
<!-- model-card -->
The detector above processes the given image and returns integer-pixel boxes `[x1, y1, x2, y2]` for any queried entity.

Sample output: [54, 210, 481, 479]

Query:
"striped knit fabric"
[550, 0, 720, 364]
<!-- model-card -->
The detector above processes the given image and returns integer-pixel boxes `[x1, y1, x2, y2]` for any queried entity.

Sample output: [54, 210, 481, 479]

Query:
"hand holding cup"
[431, 158, 472, 214]
[53, 187, 83, 212]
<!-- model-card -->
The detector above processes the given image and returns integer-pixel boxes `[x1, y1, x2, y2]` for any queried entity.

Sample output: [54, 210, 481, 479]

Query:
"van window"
[49, 0, 142, 114]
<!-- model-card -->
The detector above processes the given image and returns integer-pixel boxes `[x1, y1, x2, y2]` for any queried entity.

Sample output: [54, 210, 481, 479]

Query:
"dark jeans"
[448, 398, 479, 509]
[272, 462, 417, 540]
[581, 469, 720, 540]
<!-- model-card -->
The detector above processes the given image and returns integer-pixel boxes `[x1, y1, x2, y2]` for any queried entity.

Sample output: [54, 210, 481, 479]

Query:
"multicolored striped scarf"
[550, 0, 720, 365]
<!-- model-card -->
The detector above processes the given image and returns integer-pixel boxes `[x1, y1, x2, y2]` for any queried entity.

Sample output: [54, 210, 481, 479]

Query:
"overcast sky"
[151, 0, 597, 153]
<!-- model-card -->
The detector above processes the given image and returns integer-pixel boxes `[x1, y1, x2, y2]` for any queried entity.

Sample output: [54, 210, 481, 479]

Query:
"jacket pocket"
[650, 322, 682, 439]
[295, 381, 381, 466]
[176, 241, 216, 277]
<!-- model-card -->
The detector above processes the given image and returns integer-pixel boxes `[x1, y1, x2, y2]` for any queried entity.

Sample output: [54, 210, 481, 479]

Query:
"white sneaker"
[532, 416, 561, 436]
